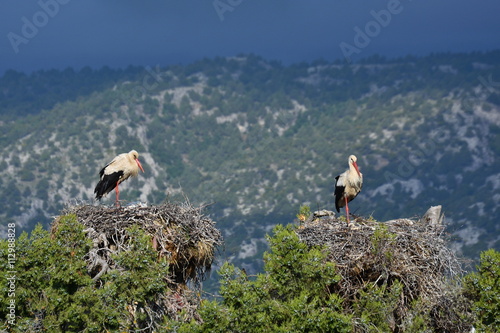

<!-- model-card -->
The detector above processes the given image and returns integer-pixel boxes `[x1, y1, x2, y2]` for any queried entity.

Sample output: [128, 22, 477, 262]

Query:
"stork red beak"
[136, 159, 145, 173]
[353, 162, 361, 177]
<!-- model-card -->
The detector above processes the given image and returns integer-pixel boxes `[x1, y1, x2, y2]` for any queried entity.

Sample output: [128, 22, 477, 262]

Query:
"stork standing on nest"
[334, 155, 363, 226]
[94, 150, 145, 205]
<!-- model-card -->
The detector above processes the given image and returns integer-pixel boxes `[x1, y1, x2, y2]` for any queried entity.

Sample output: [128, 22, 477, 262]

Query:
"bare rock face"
[420, 205, 444, 227]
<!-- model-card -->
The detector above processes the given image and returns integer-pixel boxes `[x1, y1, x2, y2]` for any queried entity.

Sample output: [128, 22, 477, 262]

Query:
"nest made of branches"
[51, 201, 223, 329]
[296, 207, 471, 332]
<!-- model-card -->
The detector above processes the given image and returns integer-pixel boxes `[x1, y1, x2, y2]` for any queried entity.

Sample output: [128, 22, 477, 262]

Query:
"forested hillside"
[1, 51, 499, 273]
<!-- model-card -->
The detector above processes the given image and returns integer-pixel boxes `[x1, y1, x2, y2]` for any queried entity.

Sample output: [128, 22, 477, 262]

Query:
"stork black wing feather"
[99, 166, 106, 178]
[334, 175, 345, 213]
[94, 171, 123, 200]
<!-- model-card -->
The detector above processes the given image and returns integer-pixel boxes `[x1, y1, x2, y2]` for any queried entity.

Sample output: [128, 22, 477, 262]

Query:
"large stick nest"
[296, 206, 472, 332]
[52, 201, 223, 329]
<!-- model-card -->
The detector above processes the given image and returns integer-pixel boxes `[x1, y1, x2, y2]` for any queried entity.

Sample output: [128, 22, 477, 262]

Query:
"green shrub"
[177, 225, 352, 332]
[0, 215, 171, 332]
[463, 249, 500, 332]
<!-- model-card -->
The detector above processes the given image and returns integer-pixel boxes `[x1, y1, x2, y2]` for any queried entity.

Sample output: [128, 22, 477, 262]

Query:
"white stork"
[334, 155, 363, 226]
[94, 150, 145, 204]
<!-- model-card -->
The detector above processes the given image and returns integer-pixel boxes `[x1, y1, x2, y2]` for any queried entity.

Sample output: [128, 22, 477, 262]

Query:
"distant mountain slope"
[1, 51, 499, 271]
[0, 65, 145, 118]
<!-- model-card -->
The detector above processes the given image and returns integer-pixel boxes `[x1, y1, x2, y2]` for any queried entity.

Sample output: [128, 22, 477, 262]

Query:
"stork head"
[130, 150, 145, 173]
[349, 155, 361, 177]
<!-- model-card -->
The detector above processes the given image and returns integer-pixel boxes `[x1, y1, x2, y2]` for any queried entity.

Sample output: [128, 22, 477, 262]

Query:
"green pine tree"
[463, 249, 500, 332]
[176, 225, 352, 333]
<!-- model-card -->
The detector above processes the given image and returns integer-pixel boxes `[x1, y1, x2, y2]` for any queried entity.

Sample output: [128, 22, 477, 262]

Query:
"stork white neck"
[348, 155, 361, 178]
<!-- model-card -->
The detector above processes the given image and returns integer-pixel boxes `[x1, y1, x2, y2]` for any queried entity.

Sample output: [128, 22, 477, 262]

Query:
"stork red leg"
[345, 196, 350, 226]
[115, 182, 120, 206]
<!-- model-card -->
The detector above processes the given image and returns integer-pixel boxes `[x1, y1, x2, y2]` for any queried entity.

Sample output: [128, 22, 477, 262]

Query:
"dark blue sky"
[1, 0, 499, 74]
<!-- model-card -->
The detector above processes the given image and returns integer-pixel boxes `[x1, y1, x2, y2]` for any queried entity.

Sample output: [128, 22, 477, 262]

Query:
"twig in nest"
[296, 209, 466, 332]
[55, 201, 223, 331]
